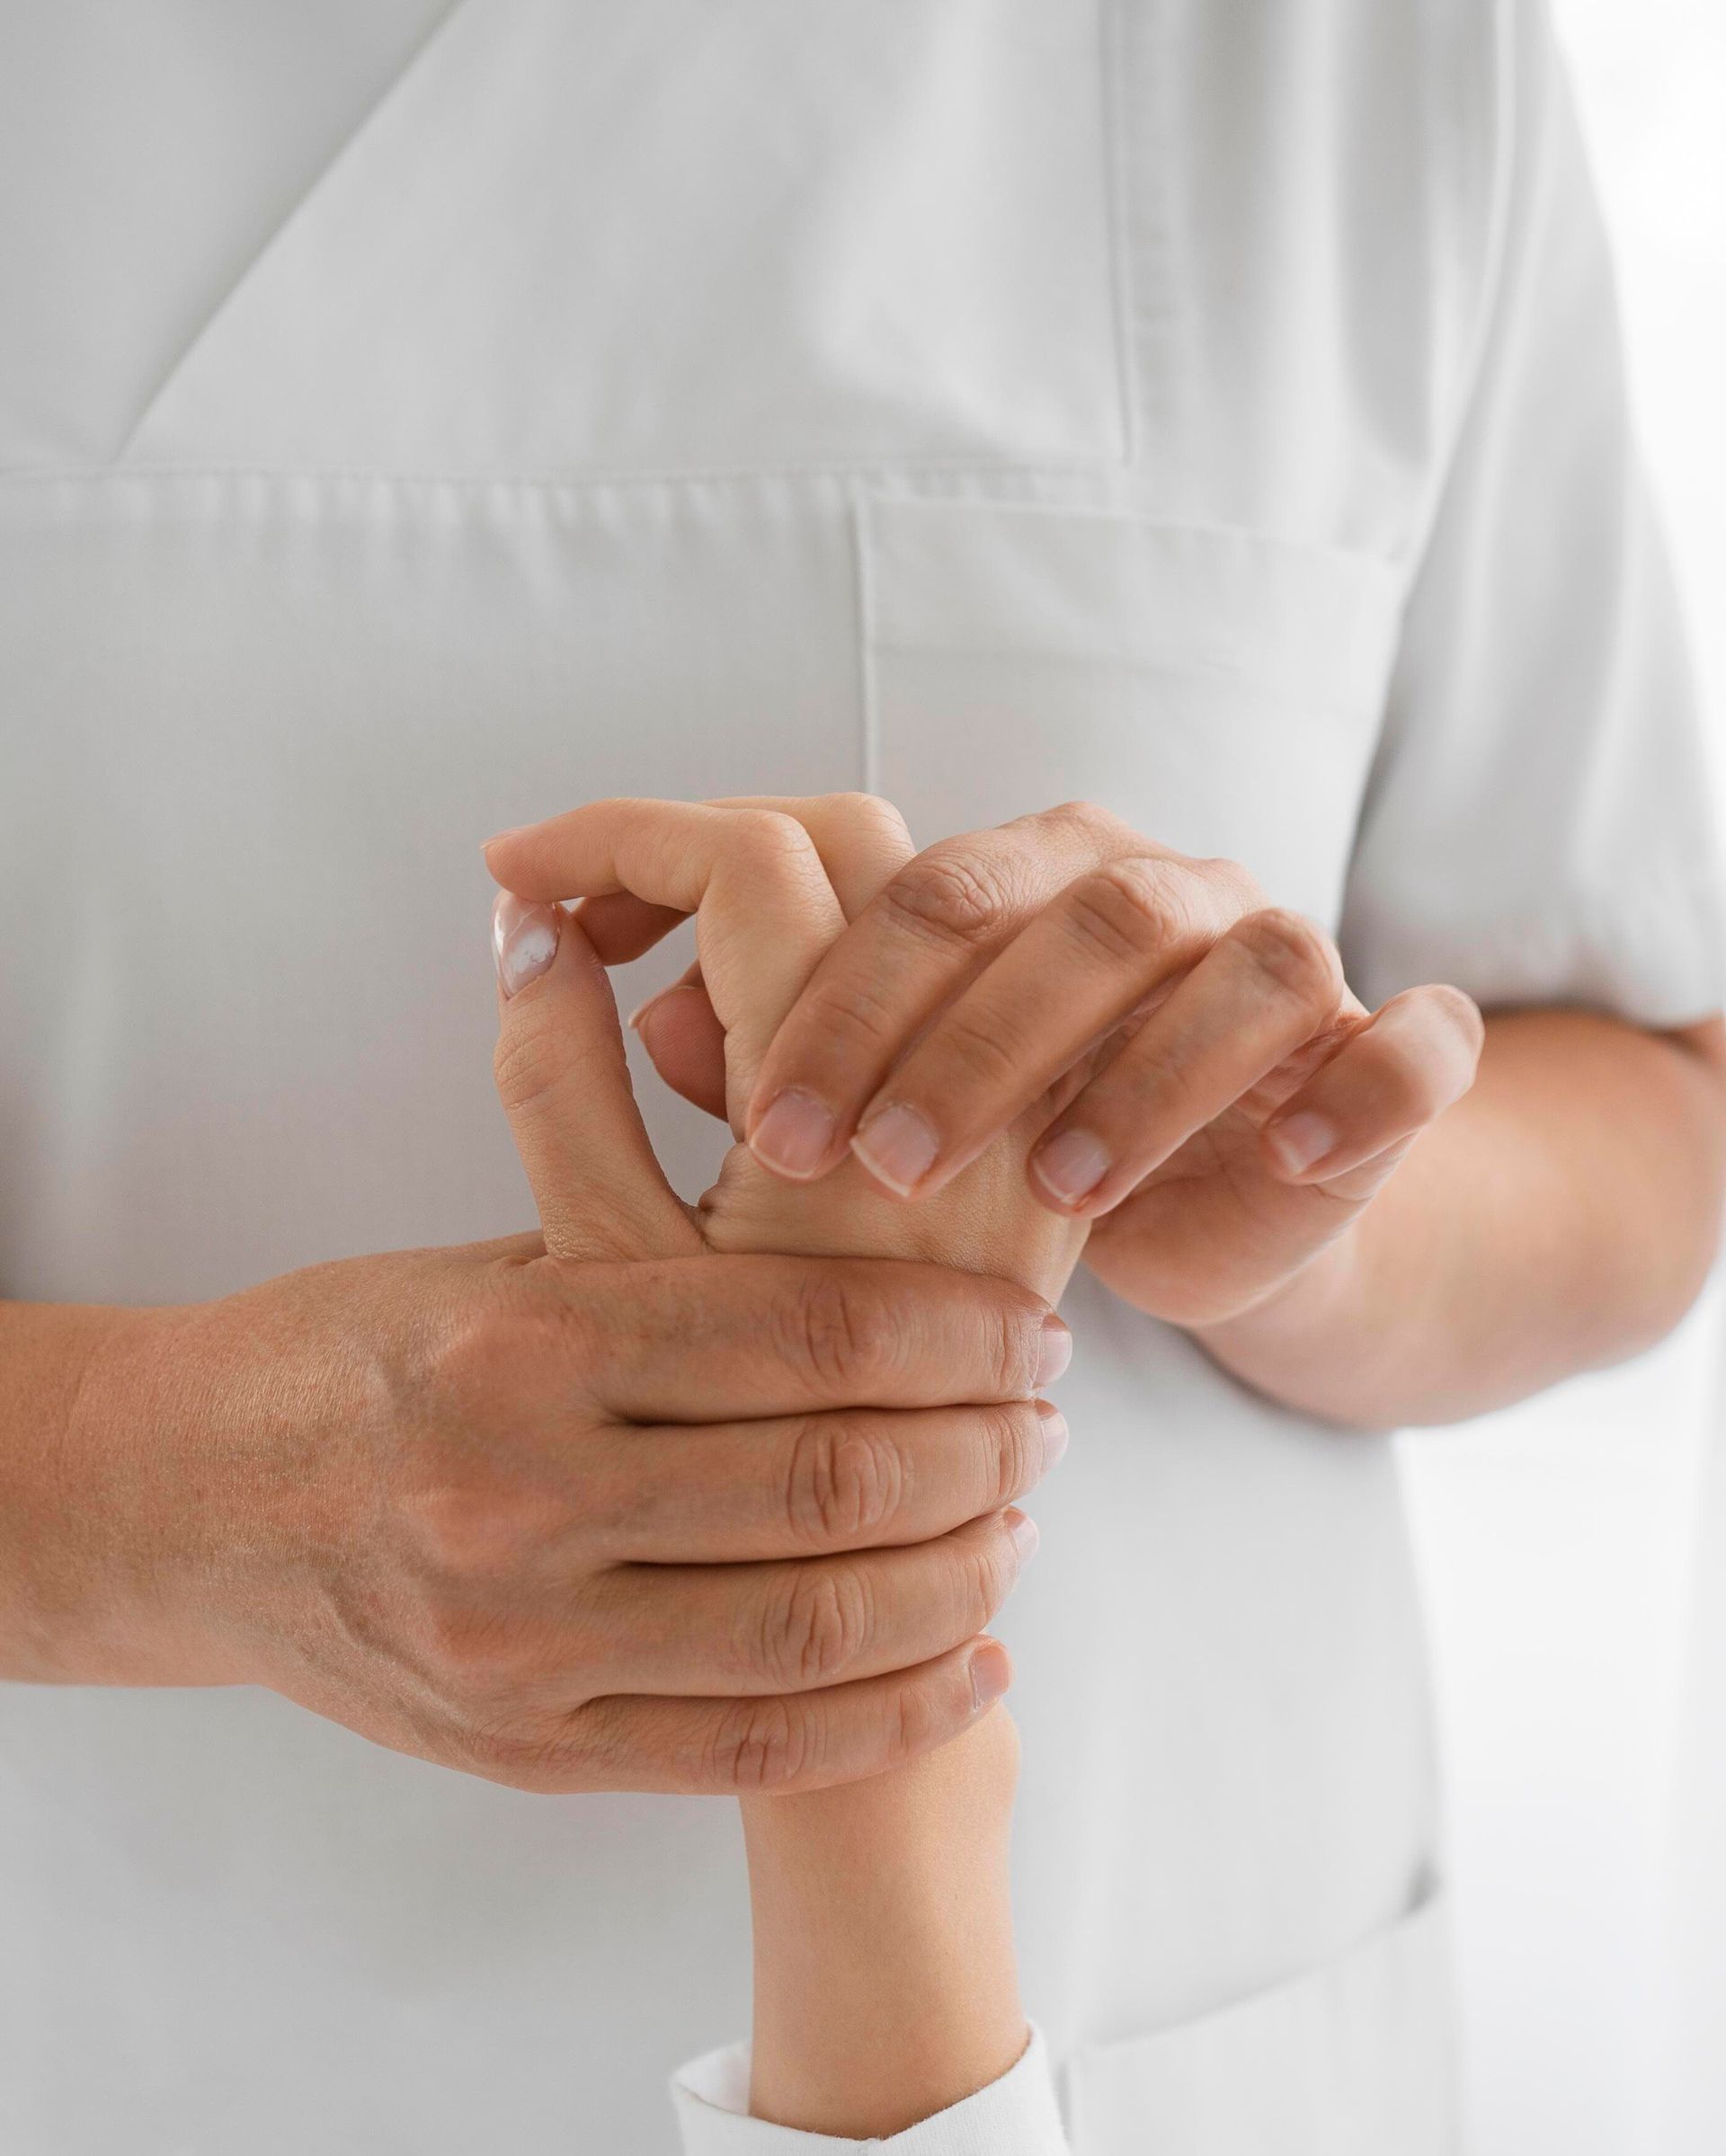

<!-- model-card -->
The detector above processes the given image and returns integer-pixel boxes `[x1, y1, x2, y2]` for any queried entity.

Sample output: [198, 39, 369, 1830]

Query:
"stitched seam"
[850, 493, 883, 795]
[1098, 0, 1140, 470]
[0, 454, 1126, 496]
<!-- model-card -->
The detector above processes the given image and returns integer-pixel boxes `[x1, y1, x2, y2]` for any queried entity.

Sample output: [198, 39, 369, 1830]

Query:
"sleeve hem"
[669, 2022, 1070, 2156]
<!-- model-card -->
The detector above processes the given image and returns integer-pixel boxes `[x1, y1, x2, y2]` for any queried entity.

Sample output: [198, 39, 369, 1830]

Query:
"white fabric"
[0, 4, 1719, 2153]
[672, 2025, 1069, 2156]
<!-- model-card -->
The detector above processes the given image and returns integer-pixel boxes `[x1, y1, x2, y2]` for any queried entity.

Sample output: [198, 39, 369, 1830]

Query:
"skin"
[0, 1043, 1074, 1793]
[489, 794, 1087, 2135]
[489, 796, 1726, 1432]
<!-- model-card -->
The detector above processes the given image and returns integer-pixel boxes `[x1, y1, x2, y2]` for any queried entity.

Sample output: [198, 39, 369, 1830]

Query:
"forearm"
[1191, 1008, 1726, 1429]
[740, 1706, 1026, 2139]
[0, 1300, 153, 1680]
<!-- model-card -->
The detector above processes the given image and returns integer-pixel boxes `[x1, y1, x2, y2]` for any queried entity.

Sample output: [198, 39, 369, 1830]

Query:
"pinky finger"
[551, 1637, 1013, 1797]
[1260, 984, 1484, 1188]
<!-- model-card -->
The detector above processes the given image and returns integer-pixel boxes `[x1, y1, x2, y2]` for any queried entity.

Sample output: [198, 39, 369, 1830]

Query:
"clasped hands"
[465, 793, 1480, 1790]
[94, 796, 1476, 1799]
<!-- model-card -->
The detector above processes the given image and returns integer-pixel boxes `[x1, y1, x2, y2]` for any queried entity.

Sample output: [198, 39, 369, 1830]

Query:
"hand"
[57, 934, 1067, 1791]
[485, 791, 1084, 2132]
[485, 794, 1085, 1304]
[542, 798, 1483, 1328]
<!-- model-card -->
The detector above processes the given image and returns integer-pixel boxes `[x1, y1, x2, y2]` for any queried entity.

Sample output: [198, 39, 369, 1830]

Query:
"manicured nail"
[850, 1103, 939, 1195]
[1031, 1128, 1111, 1208]
[969, 1640, 1013, 1712]
[1035, 1399, 1070, 1470]
[492, 892, 561, 997]
[1005, 1508, 1040, 1563]
[750, 1088, 840, 1180]
[1035, 1318, 1072, 1389]
[1268, 1111, 1338, 1177]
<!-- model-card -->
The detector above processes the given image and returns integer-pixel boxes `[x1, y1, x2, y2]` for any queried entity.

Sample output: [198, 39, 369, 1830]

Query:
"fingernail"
[1268, 1111, 1337, 1176]
[1031, 1128, 1111, 1208]
[969, 1640, 1013, 1712]
[750, 1088, 840, 1180]
[1035, 1318, 1072, 1389]
[851, 1103, 939, 1195]
[492, 892, 561, 998]
[481, 825, 527, 854]
[1035, 1399, 1070, 1470]
[1005, 1508, 1040, 1563]
[627, 988, 672, 1034]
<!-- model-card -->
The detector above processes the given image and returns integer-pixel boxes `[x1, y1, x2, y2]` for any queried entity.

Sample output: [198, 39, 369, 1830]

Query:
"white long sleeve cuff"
[670, 2023, 1070, 2156]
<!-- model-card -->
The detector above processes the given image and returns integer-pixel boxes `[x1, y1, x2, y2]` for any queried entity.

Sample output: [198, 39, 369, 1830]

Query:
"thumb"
[492, 893, 698, 1262]
[628, 969, 729, 1122]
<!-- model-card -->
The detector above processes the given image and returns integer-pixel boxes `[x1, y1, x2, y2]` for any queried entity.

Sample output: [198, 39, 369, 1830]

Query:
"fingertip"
[748, 1087, 844, 1181]
[492, 891, 563, 998]
[968, 1638, 1013, 1713]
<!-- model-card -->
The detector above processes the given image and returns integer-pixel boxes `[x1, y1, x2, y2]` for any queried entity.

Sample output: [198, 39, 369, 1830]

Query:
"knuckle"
[801, 964, 904, 1053]
[736, 808, 822, 883]
[983, 1403, 1039, 1509]
[965, 1530, 1014, 1629]
[417, 1599, 531, 1690]
[1197, 854, 1264, 907]
[930, 1004, 1034, 1090]
[1063, 856, 1188, 964]
[883, 1672, 948, 1770]
[827, 791, 913, 849]
[784, 1415, 909, 1548]
[704, 1694, 817, 1794]
[883, 848, 1011, 947]
[752, 1562, 874, 1689]
[777, 1270, 897, 1392]
[1235, 907, 1344, 1017]
[986, 1284, 1050, 1399]
[1043, 798, 1119, 842]
[459, 1719, 564, 1793]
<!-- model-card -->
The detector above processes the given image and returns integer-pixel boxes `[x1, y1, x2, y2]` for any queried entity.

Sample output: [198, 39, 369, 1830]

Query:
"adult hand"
[557, 798, 1482, 1328]
[56, 913, 1067, 1792]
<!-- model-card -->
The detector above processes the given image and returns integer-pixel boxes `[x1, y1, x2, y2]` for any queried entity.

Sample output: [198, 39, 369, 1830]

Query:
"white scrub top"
[1, 3, 1720, 2152]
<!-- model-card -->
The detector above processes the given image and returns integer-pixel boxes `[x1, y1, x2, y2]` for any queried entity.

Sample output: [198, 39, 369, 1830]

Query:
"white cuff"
[670, 2023, 1069, 2156]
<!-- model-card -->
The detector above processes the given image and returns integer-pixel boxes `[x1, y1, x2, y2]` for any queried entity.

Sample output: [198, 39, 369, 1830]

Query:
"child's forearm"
[740, 1704, 1027, 2139]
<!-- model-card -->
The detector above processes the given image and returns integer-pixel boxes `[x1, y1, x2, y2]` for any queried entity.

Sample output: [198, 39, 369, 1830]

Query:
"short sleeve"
[1337, 0, 1726, 1028]
[669, 2024, 1070, 2156]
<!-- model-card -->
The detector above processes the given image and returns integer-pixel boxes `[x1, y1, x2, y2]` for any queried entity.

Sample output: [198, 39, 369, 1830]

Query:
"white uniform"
[0, 3, 1718, 2151]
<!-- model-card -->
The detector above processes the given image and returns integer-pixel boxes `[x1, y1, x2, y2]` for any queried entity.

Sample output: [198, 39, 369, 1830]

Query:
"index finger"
[553, 1254, 1072, 1423]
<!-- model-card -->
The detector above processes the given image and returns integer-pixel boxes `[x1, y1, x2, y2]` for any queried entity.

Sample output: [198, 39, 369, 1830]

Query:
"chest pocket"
[857, 493, 1406, 931]
[119, 0, 1128, 480]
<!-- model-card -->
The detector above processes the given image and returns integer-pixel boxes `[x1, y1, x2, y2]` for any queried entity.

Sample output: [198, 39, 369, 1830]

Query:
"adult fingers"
[587, 1507, 1037, 1697]
[485, 797, 844, 1113]
[584, 1397, 1068, 1563]
[561, 1255, 1071, 1423]
[537, 1637, 1014, 1796]
[1026, 906, 1352, 1217]
[847, 855, 1255, 1198]
[489, 792, 914, 955]
[492, 898, 697, 1262]
[1259, 984, 1485, 1193]
[742, 802, 1155, 1183]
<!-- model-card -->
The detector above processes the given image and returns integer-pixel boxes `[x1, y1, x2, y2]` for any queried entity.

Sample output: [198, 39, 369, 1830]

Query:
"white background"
[1400, 5, 1726, 2150]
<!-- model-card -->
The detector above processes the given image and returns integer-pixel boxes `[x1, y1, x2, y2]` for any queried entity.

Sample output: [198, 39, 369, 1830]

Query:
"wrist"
[49, 1302, 252, 1686]
[741, 1705, 1025, 2137]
